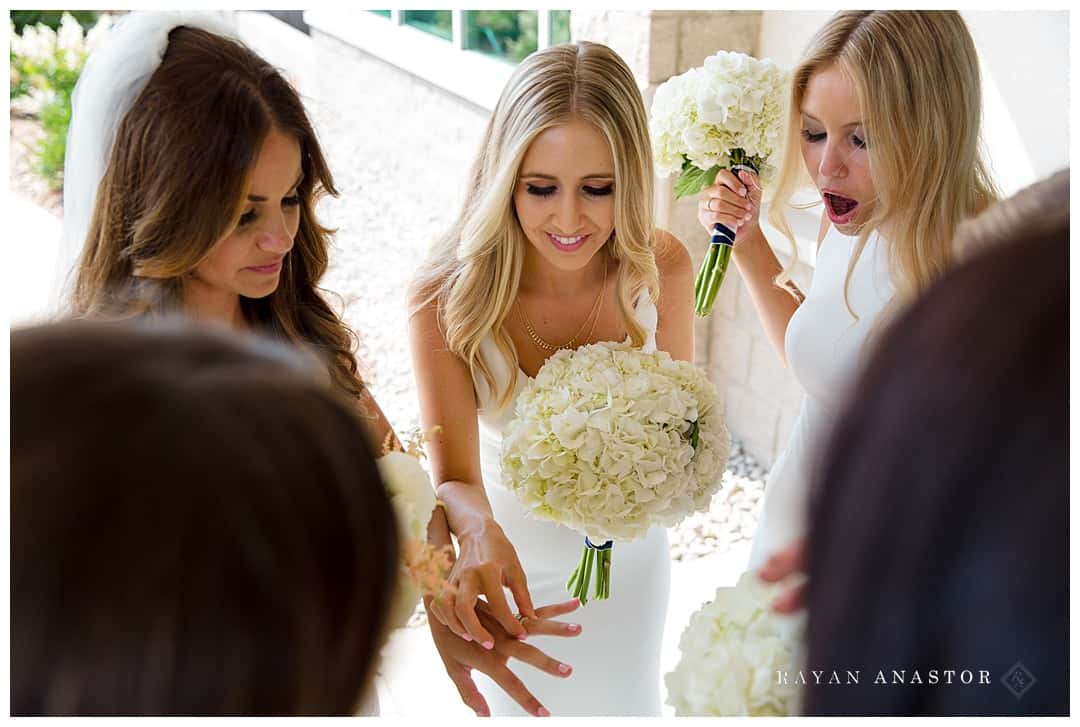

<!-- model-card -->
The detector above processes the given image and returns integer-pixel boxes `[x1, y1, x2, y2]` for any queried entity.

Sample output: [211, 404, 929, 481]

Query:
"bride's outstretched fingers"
[427, 595, 556, 717]
[443, 657, 491, 718]
[519, 598, 583, 637]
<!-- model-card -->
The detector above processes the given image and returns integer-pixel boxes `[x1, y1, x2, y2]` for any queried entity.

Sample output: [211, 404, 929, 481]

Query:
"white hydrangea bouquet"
[650, 50, 789, 317]
[501, 341, 730, 603]
[377, 430, 454, 629]
[665, 572, 805, 715]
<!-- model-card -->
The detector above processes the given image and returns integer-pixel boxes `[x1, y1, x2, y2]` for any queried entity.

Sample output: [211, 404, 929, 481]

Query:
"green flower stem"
[697, 244, 732, 317]
[694, 244, 719, 311]
[566, 541, 615, 604]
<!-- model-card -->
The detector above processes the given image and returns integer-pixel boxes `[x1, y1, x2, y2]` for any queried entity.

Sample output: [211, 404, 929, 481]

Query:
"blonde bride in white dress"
[697, 10, 999, 575]
[408, 42, 695, 716]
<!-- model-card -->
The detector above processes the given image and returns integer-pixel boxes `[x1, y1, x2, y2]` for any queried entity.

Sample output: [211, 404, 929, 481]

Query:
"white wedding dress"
[470, 290, 670, 717]
[748, 223, 897, 570]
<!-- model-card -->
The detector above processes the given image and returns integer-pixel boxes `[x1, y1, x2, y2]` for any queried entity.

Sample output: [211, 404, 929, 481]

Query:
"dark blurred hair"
[802, 171, 1068, 715]
[12, 319, 399, 715]
[71, 25, 366, 401]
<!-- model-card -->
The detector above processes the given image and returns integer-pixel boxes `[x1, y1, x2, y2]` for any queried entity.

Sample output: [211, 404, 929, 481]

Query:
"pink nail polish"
[567, 623, 581, 632]
[558, 663, 571, 674]
[462, 633, 472, 642]
[482, 640, 494, 650]
[537, 707, 551, 717]
[517, 632, 528, 641]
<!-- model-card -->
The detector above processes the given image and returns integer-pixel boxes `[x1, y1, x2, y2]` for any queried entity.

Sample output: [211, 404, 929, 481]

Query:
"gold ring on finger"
[516, 612, 528, 626]
[707, 198, 718, 212]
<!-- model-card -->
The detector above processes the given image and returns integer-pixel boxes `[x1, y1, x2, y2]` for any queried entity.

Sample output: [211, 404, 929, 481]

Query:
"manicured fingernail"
[461, 633, 472, 642]
[567, 623, 581, 632]
[482, 640, 494, 650]
[517, 632, 528, 641]
[537, 707, 551, 717]
[558, 663, 571, 674]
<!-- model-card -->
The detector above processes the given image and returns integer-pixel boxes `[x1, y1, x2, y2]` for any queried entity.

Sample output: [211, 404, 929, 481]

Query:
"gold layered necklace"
[517, 261, 608, 352]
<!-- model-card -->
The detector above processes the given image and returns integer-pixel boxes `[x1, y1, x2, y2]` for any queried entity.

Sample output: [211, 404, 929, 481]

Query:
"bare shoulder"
[653, 228, 694, 282]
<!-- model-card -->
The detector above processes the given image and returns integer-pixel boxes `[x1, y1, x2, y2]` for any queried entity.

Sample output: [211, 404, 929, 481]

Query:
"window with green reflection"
[463, 10, 538, 63]
[403, 10, 452, 41]
[550, 10, 571, 45]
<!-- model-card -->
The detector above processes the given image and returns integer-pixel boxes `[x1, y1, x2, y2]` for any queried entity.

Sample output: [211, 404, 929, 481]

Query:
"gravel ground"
[9, 16, 768, 572]
[9, 110, 63, 217]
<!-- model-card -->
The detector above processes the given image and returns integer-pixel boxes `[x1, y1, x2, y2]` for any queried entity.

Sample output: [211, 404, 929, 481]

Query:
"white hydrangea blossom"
[376, 451, 437, 630]
[665, 572, 806, 716]
[650, 49, 789, 186]
[501, 341, 730, 542]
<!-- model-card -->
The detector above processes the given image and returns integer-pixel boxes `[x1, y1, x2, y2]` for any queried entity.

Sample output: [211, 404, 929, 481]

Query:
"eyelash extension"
[583, 185, 614, 197]
[801, 129, 867, 149]
[238, 195, 302, 226]
[526, 184, 557, 198]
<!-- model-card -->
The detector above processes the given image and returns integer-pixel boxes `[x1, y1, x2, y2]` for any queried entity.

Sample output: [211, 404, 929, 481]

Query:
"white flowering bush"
[650, 49, 789, 197]
[10, 12, 115, 188]
[376, 451, 441, 630]
[501, 341, 730, 601]
[665, 572, 805, 716]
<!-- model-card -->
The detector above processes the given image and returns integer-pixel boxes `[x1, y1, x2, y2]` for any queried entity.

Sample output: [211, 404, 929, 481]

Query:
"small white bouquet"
[650, 49, 789, 317]
[501, 341, 730, 603]
[376, 432, 453, 630]
[665, 572, 805, 716]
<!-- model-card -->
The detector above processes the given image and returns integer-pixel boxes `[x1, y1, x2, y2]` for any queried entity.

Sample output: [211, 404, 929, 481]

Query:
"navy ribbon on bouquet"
[710, 222, 736, 247]
[585, 537, 613, 550]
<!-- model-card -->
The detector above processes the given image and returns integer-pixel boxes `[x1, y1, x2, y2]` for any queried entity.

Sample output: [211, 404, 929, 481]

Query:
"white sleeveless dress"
[747, 224, 897, 570]
[470, 290, 671, 717]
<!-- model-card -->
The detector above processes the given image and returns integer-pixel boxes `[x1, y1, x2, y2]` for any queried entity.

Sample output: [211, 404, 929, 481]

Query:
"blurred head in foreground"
[803, 170, 1068, 715]
[12, 319, 399, 715]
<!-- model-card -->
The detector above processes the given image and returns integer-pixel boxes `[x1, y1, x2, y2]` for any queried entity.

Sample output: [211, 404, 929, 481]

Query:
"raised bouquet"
[501, 341, 730, 603]
[650, 49, 789, 317]
[665, 572, 805, 715]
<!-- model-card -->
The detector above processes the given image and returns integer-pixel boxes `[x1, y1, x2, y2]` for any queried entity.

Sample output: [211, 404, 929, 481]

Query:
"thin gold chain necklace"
[517, 261, 608, 352]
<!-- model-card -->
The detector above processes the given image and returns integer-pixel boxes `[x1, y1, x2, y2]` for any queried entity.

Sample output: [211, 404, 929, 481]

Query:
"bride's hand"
[427, 596, 582, 717]
[757, 536, 807, 612]
[428, 517, 537, 646]
[698, 167, 763, 242]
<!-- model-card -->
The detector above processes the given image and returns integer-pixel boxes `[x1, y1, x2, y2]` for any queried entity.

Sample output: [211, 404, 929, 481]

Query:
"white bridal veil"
[53, 10, 238, 312]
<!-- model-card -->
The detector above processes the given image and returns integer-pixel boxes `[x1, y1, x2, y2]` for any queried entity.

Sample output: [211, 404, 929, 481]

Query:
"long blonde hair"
[411, 41, 659, 408]
[767, 11, 1000, 314]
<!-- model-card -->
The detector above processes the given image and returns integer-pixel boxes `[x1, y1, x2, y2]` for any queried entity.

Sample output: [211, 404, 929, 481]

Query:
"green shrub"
[9, 12, 112, 189]
[10, 10, 99, 34]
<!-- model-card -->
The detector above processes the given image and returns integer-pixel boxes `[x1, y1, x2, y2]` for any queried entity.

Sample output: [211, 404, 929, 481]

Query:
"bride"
[408, 41, 695, 716]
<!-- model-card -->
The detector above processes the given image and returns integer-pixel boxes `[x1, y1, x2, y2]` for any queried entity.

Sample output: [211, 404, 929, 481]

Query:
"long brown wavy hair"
[71, 26, 364, 400]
